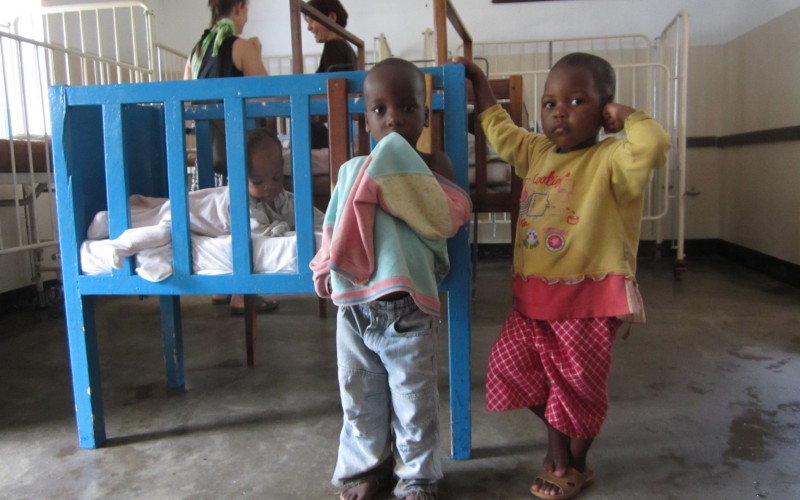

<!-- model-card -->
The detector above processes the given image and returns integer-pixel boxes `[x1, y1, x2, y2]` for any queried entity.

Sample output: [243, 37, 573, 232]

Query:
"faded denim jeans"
[332, 296, 441, 498]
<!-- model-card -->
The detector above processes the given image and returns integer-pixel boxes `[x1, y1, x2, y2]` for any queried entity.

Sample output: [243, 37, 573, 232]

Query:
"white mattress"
[80, 232, 321, 282]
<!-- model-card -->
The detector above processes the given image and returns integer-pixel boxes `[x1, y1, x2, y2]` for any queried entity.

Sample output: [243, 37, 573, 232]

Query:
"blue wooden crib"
[50, 65, 473, 458]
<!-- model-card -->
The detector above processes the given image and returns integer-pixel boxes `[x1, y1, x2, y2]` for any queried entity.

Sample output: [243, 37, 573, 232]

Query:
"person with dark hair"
[304, 0, 358, 149]
[310, 58, 470, 500]
[455, 52, 670, 500]
[306, 0, 358, 73]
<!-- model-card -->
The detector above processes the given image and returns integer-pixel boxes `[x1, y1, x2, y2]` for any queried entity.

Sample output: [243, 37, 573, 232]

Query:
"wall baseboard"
[687, 124, 800, 148]
[477, 238, 800, 288]
[0, 279, 62, 315]
[639, 239, 799, 287]
[715, 240, 800, 288]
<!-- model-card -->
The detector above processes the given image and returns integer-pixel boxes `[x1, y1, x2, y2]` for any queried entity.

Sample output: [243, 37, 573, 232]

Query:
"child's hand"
[449, 56, 483, 81]
[449, 57, 496, 114]
[602, 103, 635, 134]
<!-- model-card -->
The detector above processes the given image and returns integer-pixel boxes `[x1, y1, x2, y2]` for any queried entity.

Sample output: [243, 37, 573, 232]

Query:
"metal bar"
[112, 7, 121, 83]
[675, 11, 690, 262]
[0, 241, 59, 257]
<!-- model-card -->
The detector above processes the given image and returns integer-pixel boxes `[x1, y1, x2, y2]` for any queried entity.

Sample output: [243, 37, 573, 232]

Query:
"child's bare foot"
[340, 481, 382, 500]
[210, 294, 231, 305]
[544, 430, 571, 472]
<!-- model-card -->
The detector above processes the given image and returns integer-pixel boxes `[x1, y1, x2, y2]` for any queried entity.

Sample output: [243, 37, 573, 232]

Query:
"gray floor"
[1, 256, 799, 499]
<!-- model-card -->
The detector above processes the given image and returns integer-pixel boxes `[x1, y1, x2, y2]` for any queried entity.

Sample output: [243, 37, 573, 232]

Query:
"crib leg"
[317, 298, 327, 318]
[159, 296, 185, 392]
[63, 293, 106, 448]
[447, 234, 473, 460]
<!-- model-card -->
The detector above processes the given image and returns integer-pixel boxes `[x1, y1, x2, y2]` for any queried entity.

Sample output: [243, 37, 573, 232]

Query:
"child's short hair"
[246, 127, 283, 172]
[367, 58, 426, 98]
[553, 52, 616, 102]
[307, 0, 349, 28]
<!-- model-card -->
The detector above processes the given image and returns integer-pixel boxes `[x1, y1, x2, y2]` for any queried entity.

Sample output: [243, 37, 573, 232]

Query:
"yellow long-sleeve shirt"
[480, 104, 670, 320]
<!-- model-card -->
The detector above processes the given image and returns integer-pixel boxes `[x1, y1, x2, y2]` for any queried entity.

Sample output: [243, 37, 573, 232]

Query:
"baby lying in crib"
[85, 127, 324, 285]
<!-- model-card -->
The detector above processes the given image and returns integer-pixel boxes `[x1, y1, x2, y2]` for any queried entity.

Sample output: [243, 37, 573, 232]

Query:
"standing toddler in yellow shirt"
[455, 52, 670, 500]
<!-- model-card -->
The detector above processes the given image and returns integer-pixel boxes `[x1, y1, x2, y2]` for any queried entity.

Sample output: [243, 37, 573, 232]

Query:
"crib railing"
[155, 42, 187, 82]
[263, 53, 319, 76]
[13, 2, 155, 82]
[50, 66, 473, 457]
[374, 33, 393, 62]
[262, 49, 379, 77]
[456, 12, 690, 269]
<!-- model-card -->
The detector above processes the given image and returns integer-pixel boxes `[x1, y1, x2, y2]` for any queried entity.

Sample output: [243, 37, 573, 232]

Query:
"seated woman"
[305, 0, 357, 149]
[305, 0, 357, 73]
[86, 128, 323, 314]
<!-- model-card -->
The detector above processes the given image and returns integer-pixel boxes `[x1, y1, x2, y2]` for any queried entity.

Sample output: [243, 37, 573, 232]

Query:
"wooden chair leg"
[244, 294, 256, 366]
[318, 298, 327, 318]
[471, 212, 478, 300]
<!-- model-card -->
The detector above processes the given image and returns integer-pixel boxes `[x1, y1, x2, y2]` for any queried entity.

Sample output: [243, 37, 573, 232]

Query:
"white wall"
[680, 6, 800, 264]
[28, 0, 800, 266]
[716, 8, 800, 265]
[145, 0, 800, 60]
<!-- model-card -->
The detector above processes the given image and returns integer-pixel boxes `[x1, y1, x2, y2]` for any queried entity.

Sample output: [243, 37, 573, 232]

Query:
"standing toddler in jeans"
[456, 53, 670, 500]
[310, 58, 472, 500]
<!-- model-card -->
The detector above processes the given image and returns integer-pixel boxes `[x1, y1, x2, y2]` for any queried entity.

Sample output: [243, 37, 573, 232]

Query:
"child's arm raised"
[603, 103, 636, 134]
[608, 107, 671, 201]
[451, 57, 497, 115]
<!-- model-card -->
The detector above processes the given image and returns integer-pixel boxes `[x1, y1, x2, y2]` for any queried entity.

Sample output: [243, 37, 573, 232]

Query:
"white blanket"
[81, 189, 322, 282]
[80, 231, 321, 282]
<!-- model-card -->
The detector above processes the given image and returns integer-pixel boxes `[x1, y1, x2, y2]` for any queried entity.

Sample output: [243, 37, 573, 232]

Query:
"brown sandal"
[530, 467, 595, 500]
[230, 297, 279, 315]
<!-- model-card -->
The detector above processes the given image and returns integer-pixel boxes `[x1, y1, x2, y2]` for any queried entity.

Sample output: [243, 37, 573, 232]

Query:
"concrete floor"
[1, 256, 799, 499]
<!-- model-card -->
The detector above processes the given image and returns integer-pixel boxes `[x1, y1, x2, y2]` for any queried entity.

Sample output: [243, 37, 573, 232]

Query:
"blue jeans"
[332, 296, 441, 498]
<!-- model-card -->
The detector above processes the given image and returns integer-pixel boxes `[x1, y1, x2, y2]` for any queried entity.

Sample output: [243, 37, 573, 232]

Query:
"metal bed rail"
[1, 1, 186, 299]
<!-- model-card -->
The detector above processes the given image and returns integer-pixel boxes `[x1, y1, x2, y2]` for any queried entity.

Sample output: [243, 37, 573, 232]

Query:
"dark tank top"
[195, 32, 243, 79]
[192, 31, 244, 179]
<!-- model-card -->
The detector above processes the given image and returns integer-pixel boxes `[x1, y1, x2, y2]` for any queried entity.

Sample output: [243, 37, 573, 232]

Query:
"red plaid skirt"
[486, 309, 622, 439]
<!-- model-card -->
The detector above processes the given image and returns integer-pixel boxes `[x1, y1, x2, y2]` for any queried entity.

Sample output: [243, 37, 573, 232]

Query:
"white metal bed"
[261, 36, 388, 76]
[0, 1, 186, 300]
[457, 11, 690, 276]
